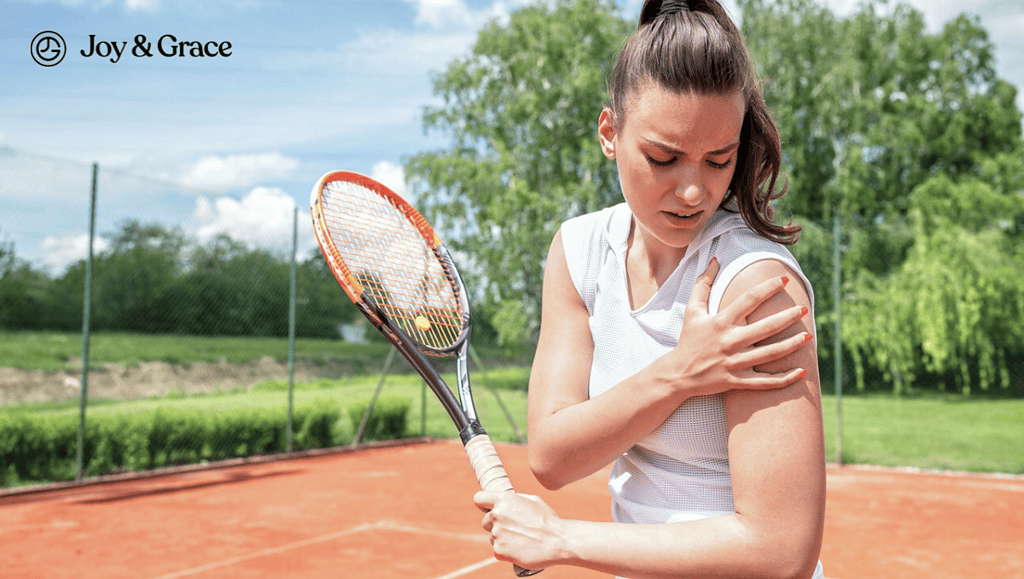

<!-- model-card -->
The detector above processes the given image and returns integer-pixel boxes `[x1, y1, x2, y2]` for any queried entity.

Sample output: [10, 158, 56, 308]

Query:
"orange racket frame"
[310, 170, 541, 577]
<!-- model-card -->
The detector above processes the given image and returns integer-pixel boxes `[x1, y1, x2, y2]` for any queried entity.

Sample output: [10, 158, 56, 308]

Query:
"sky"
[1, 0, 1022, 275]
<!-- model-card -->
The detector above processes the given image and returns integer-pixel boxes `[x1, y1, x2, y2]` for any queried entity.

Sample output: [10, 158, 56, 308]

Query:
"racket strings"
[319, 180, 465, 353]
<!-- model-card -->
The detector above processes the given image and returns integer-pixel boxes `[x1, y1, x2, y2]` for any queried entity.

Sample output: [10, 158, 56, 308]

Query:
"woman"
[474, 1, 826, 577]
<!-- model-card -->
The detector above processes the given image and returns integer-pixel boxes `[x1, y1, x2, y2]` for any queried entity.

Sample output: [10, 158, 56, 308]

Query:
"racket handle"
[465, 433, 513, 492]
[464, 434, 543, 577]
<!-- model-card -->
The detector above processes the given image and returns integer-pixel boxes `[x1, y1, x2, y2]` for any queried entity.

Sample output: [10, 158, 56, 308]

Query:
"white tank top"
[560, 203, 816, 524]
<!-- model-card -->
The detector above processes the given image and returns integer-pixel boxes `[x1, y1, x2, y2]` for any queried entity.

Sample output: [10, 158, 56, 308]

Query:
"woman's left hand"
[474, 491, 570, 570]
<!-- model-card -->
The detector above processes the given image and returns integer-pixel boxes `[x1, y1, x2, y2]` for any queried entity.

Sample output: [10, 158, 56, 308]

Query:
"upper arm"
[526, 230, 595, 442]
[721, 259, 826, 574]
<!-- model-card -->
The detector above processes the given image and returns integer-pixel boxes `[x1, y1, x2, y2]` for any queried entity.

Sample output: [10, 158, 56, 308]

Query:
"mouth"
[664, 209, 703, 224]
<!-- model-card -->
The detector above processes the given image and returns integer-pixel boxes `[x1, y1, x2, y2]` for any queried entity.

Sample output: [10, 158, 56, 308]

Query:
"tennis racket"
[310, 170, 541, 577]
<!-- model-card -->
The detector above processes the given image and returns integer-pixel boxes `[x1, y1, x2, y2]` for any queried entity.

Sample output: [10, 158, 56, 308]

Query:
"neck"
[625, 218, 687, 308]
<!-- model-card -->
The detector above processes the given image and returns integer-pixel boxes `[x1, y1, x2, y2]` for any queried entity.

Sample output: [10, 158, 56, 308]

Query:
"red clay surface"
[3, 439, 1022, 578]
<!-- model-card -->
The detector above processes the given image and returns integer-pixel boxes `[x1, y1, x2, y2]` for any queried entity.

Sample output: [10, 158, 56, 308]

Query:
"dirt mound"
[0, 358, 358, 406]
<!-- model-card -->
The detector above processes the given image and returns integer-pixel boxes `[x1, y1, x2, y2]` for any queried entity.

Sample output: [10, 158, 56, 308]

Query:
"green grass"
[3, 330, 1022, 474]
[820, 393, 1024, 474]
[0, 330, 392, 371]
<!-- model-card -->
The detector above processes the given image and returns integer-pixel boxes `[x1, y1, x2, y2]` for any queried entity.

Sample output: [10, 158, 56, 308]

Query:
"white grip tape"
[464, 434, 514, 493]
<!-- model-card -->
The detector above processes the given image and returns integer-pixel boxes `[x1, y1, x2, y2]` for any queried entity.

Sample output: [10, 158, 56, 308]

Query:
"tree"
[152, 234, 293, 337]
[91, 220, 188, 332]
[295, 249, 360, 339]
[740, 0, 1024, 394]
[741, 0, 1022, 223]
[0, 233, 50, 330]
[404, 0, 630, 346]
[842, 172, 1024, 395]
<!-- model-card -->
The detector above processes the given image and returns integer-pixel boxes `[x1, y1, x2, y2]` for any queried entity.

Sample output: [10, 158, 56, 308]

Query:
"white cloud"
[39, 233, 110, 273]
[125, 0, 159, 10]
[370, 161, 410, 198]
[403, 0, 533, 31]
[406, 0, 476, 29]
[179, 152, 299, 192]
[192, 187, 294, 247]
[190, 186, 317, 256]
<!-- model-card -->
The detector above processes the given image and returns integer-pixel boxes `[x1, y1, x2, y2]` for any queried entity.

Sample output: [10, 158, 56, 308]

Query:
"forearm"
[537, 513, 817, 579]
[529, 359, 687, 489]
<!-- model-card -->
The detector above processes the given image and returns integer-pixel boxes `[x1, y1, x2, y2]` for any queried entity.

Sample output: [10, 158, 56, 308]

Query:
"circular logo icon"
[31, 31, 66, 67]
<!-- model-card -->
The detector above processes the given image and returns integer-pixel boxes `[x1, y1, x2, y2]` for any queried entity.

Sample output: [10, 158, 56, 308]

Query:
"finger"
[687, 256, 720, 315]
[733, 366, 809, 391]
[474, 491, 497, 512]
[730, 304, 809, 349]
[733, 331, 814, 369]
[720, 274, 790, 322]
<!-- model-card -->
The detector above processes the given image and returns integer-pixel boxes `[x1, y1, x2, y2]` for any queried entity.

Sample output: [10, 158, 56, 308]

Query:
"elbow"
[533, 471, 567, 492]
[739, 518, 822, 579]
[526, 425, 577, 490]
[771, 553, 820, 579]
[762, 532, 822, 579]
[529, 453, 569, 491]
[527, 443, 576, 491]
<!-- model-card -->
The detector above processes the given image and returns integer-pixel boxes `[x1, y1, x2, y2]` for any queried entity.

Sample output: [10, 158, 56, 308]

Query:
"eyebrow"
[643, 138, 741, 157]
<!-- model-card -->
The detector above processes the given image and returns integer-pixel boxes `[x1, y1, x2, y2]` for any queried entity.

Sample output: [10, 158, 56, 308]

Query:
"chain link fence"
[0, 148, 527, 488]
[3, 146, 1023, 487]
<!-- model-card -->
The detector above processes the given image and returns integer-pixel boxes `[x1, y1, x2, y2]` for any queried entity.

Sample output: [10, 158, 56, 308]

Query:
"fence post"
[353, 347, 397, 446]
[287, 206, 298, 452]
[76, 162, 98, 481]
[468, 344, 525, 443]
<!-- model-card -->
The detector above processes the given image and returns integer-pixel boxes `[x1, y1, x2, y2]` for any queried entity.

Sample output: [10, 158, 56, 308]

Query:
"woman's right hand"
[659, 257, 812, 399]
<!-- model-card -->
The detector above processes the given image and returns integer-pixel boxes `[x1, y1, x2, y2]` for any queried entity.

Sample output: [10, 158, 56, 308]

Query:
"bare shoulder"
[720, 256, 820, 415]
[719, 258, 812, 323]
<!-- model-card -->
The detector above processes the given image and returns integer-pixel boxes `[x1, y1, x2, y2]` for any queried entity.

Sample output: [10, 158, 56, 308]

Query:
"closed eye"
[646, 155, 676, 167]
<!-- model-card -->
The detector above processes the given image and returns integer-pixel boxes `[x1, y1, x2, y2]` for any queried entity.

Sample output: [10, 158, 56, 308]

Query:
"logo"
[30, 31, 233, 66]
[31, 31, 66, 67]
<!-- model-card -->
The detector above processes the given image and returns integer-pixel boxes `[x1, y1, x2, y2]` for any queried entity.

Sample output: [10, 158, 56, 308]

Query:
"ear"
[598, 107, 618, 159]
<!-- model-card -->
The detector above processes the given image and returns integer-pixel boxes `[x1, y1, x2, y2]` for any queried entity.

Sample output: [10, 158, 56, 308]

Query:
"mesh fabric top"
[560, 203, 814, 524]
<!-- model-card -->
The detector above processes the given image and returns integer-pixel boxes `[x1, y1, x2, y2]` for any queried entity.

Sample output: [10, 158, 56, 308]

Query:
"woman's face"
[599, 85, 745, 261]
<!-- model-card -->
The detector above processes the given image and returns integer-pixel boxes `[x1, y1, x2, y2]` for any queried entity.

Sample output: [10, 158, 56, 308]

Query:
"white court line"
[151, 521, 489, 579]
[378, 521, 489, 543]
[151, 522, 386, 579]
[430, 557, 500, 579]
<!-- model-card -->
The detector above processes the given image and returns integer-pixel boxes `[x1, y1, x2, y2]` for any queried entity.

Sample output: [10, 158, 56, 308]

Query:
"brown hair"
[607, 0, 799, 244]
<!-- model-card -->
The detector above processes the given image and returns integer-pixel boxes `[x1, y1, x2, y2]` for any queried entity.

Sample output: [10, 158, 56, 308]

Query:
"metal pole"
[832, 214, 843, 466]
[286, 207, 298, 452]
[469, 344, 525, 443]
[76, 162, 98, 480]
[353, 347, 397, 446]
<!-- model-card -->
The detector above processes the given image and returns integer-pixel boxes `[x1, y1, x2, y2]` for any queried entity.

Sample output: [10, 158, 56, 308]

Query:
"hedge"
[347, 395, 411, 441]
[0, 397, 346, 487]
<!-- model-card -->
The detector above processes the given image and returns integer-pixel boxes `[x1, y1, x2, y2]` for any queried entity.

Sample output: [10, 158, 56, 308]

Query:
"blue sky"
[1, 0, 1021, 274]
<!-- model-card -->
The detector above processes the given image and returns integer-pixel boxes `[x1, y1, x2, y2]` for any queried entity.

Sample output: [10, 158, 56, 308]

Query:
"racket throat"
[458, 420, 488, 445]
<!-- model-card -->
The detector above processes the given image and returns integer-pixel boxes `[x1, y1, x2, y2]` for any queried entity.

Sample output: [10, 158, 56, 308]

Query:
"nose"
[673, 165, 705, 206]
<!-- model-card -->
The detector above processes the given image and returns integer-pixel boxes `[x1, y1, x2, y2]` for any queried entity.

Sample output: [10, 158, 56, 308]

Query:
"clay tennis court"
[3, 439, 1022, 578]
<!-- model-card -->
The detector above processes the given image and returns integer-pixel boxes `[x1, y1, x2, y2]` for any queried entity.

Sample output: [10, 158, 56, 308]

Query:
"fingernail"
[781, 276, 790, 285]
[801, 306, 809, 316]
[797, 369, 808, 379]
[803, 332, 813, 343]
